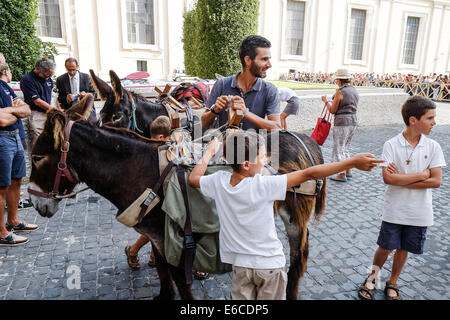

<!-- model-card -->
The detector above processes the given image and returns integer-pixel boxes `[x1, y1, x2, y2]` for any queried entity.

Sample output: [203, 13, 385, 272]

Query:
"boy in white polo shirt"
[358, 96, 446, 301]
[188, 130, 383, 300]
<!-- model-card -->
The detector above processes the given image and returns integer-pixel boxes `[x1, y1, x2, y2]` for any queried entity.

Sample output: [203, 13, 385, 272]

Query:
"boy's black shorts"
[377, 221, 427, 254]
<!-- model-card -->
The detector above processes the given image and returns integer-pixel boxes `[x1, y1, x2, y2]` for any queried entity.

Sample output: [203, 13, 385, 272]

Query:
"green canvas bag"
[162, 164, 232, 274]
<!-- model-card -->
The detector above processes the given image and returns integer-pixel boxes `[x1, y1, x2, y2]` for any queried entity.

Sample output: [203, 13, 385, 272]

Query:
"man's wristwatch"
[210, 104, 220, 115]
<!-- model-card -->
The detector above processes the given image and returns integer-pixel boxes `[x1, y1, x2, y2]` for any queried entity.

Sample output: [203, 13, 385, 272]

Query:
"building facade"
[37, 0, 450, 80]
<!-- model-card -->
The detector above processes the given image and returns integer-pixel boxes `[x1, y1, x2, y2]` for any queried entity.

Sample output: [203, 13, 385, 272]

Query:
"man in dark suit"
[56, 57, 96, 121]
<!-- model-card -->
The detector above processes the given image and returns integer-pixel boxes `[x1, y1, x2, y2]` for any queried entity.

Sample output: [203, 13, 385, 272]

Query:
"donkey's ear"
[66, 93, 95, 121]
[89, 69, 112, 101]
[44, 109, 66, 150]
[109, 70, 124, 104]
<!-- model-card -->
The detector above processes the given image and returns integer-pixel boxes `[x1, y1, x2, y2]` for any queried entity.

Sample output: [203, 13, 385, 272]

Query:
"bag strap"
[320, 102, 332, 122]
[192, 83, 207, 103]
[176, 166, 196, 285]
[137, 160, 175, 224]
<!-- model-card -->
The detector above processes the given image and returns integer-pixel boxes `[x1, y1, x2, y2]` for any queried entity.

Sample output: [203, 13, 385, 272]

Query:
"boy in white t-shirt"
[188, 130, 383, 300]
[358, 96, 446, 301]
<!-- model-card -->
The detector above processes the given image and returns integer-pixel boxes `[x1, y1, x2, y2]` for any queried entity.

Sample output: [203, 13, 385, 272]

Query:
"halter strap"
[127, 93, 144, 134]
[28, 120, 80, 199]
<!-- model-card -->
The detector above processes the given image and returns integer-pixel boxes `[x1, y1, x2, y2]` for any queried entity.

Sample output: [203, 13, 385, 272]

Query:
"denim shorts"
[377, 221, 427, 254]
[0, 131, 26, 187]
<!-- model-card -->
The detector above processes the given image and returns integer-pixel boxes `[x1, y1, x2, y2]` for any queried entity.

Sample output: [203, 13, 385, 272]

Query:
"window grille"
[137, 60, 148, 72]
[402, 17, 420, 65]
[126, 0, 155, 45]
[347, 9, 366, 60]
[284, 1, 305, 56]
[36, 0, 62, 38]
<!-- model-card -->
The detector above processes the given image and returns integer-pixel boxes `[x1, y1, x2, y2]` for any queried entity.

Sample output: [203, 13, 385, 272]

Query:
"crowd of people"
[285, 71, 450, 100]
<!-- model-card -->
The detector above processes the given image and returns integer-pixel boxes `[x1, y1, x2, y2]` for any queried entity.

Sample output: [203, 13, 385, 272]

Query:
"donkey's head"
[90, 69, 135, 128]
[29, 100, 91, 217]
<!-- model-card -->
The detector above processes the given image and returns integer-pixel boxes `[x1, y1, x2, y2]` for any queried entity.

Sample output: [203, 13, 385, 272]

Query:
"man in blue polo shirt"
[20, 57, 55, 145]
[201, 35, 281, 132]
[0, 62, 38, 246]
[0, 54, 33, 210]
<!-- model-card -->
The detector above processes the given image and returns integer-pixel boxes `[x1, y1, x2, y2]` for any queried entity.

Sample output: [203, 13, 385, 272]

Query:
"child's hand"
[353, 153, 384, 171]
[386, 162, 398, 174]
[422, 168, 431, 180]
[206, 137, 221, 156]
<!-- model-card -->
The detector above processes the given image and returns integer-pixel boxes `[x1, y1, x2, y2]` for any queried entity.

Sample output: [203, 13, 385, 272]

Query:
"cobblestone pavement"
[0, 124, 449, 300]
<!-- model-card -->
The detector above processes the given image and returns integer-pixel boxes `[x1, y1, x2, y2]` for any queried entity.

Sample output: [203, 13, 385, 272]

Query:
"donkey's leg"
[153, 247, 176, 300]
[279, 208, 309, 300]
[168, 265, 195, 300]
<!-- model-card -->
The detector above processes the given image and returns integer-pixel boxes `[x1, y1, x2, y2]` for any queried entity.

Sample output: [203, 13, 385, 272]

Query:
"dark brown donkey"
[90, 70, 201, 138]
[88, 70, 328, 300]
[29, 108, 327, 300]
[90, 69, 168, 136]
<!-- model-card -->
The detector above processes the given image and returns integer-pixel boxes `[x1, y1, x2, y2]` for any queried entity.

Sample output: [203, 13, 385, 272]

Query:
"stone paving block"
[98, 285, 115, 296]
[132, 278, 148, 289]
[134, 287, 152, 299]
[43, 287, 62, 299]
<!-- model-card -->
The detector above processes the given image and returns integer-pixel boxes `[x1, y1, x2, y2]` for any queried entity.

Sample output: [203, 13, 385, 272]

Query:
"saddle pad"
[116, 188, 160, 227]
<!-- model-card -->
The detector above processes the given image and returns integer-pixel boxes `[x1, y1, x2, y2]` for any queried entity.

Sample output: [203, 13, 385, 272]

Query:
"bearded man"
[20, 58, 56, 145]
[201, 35, 281, 132]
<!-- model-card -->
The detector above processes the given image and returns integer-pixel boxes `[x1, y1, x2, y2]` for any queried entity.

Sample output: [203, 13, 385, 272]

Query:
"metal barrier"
[286, 73, 450, 102]
[401, 82, 450, 102]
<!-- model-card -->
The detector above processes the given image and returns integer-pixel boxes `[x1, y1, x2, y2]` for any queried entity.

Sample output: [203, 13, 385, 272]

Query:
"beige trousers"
[231, 266, 287, 300]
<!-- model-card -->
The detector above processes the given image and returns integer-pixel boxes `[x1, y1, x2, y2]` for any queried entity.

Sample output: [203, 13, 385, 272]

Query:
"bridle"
[28, 120, 88, 200]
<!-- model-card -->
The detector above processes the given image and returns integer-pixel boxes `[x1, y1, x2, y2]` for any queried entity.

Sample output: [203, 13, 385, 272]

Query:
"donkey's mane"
[72, 120, 163, 156]
[130, 91, 164, 111]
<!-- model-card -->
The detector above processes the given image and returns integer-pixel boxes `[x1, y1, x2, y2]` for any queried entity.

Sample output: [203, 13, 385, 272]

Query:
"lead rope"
[127, 100, 144, 134]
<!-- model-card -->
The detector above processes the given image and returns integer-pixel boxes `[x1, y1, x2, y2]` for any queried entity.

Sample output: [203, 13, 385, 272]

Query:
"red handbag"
[310, 103, 332, 146]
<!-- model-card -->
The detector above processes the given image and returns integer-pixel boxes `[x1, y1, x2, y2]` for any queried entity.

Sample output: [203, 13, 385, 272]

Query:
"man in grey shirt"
[201, 35, 281, 132]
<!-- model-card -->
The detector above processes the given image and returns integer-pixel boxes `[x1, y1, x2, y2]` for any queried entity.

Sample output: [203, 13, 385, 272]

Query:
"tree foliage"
[182, 0, 259, 78]
[0, 0, 58, 80]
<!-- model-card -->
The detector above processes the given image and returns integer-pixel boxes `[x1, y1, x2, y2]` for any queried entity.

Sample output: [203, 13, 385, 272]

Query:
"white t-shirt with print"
[199, 171, 287, 269]
[380, 133, 446, 226]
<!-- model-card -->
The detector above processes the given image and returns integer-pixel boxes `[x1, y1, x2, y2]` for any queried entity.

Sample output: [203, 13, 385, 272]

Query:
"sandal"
[330, 176, 347, 182]
[194, 271, 208, 280]
[384, 282, 402, 300]
[124, 245, 140, 270]
[358, 276, 376, 300]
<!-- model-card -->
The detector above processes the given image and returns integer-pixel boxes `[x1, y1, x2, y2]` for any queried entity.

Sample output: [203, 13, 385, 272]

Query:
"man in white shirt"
[358, 96, 446, 301]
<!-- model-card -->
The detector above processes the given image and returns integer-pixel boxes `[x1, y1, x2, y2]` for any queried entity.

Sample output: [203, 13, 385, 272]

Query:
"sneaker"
[17, 198, 33, 210]
[0, 231, 29, 246]
[6, 221, 39, 232]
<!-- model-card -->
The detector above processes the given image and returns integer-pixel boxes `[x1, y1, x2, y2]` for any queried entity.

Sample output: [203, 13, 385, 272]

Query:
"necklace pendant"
[406, 160, 411, 165]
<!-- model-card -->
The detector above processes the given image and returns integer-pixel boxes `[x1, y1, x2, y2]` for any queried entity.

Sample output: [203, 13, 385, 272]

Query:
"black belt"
[0, 129, 19, 137]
